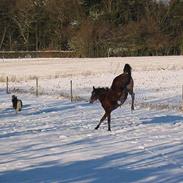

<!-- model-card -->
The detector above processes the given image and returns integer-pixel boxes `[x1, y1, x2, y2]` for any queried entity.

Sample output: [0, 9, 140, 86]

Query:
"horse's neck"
[98, 93, 107, 104]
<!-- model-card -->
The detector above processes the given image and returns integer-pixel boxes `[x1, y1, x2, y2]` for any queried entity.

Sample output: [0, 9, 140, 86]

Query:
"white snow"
[1, 56, 183, 183]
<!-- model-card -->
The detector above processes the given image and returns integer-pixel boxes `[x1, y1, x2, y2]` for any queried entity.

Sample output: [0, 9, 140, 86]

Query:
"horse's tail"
[123, 64, 132, 87]
[123, 64, 132, 77]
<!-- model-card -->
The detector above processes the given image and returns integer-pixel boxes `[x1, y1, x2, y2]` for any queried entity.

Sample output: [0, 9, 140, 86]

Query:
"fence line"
[2, 76, 183, 112]
[0, 50, 77, 58]
[4, 77, 76, 102]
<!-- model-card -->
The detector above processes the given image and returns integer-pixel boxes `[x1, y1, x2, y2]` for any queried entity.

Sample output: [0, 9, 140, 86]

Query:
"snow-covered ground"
[1, 56, 183, 183]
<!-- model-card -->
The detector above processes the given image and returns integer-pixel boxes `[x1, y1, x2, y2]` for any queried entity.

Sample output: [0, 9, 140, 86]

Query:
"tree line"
[0, 0, 183, 57]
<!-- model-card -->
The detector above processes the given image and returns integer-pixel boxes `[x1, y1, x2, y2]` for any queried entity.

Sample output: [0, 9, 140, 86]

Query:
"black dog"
[12, 95, 23, 113]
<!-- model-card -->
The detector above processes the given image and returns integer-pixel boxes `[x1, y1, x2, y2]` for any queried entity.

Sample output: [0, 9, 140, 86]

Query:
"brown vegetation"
[0, 0, 183, 57]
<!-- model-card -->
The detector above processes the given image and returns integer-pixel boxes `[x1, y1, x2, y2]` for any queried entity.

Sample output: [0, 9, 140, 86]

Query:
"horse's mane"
[95, 87, 109, 91]
[94, 87, 110, 94]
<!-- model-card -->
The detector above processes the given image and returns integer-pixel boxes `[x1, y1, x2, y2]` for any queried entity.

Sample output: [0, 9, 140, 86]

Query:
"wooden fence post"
[36, 77, 38, 96]
[6, 76, 9, 94]
[181, 85, 183, 111]
[70, 80, 73, 102]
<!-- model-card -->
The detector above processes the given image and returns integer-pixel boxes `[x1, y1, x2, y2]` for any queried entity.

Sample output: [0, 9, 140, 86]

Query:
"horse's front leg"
[95, 112, 108, 130]
[107, 114, 111, 131]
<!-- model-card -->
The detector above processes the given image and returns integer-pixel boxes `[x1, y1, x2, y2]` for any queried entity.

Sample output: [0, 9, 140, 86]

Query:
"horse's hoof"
[95, 126, 99, 130]
[108, 129, 111, 131]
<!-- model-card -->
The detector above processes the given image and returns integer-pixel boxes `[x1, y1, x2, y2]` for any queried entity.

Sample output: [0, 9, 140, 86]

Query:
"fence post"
[181, 85, 183, 111]
[70, 80, 73, 102]
[36, 77, 38, 96]
[6, 76, 9, 94]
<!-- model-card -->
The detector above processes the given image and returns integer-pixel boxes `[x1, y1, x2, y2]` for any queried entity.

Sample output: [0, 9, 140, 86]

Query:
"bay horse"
[89, 63, 133, 131]
[111, 64, 135, 111]
[90, 86, 128, 131]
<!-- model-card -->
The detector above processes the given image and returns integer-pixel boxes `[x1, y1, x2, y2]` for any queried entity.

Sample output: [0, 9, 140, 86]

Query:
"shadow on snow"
[141, 115, 183, 125]
[0, 151, 183, 183]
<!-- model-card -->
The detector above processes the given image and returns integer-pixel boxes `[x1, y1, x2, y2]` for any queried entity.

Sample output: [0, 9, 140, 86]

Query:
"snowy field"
[1, 56, 183, 183]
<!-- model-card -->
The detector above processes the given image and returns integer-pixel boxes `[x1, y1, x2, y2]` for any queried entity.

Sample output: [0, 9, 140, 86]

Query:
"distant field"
[0, 56, 183, 79]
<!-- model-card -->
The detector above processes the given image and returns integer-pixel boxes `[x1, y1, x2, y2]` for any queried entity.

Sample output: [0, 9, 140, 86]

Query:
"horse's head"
[90, 87, 98, 103]
[89, 86, 109, 103]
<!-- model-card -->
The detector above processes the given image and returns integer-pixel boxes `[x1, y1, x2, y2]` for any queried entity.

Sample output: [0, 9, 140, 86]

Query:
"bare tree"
[10, 0, 35, 50]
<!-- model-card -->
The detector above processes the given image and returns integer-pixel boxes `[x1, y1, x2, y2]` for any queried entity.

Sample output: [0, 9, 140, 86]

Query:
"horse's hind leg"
[129, 91, 135, 111]
[107, 114, 111, 131]
[127, 78, 135, 111]
[95, 113, 108, 130]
